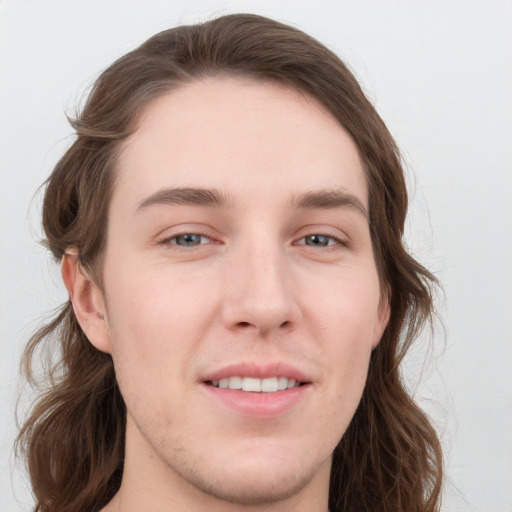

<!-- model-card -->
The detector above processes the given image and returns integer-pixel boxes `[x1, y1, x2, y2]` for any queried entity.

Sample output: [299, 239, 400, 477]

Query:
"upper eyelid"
[293, 225, 350, 241]
[296, 234, 341, 242]
[159, 232, 214, 244]
[171, 234, 209, 242]
[154, 224, 350, 243]
[294, 233, 347, 247]
[154, 223, 218, 240]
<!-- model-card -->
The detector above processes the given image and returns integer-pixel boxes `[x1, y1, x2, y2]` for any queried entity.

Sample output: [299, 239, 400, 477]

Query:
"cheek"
[307, 267, 381, 345]
[317, 317, 374, 443]
[102, 274, 199, 434]
[103, 259, 216, 346]
[307, 271, 380, 402]
[101, 267, 205, 397]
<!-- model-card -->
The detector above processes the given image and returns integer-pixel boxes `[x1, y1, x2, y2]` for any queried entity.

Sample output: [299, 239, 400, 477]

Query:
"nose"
[221, 242, 301, 337]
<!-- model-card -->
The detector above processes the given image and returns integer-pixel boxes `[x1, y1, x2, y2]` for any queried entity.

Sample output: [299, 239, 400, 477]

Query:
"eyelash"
[294, 233, 348, 252]
[157, 231, 215, 249]
[157, 231, 348, 252]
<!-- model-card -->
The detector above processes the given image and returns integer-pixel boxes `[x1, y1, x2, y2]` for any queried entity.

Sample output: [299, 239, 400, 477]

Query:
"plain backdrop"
[1, 1, 511, 511]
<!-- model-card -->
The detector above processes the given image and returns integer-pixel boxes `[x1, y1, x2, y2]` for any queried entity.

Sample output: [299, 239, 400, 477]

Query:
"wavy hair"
[17, 13, 442, 512]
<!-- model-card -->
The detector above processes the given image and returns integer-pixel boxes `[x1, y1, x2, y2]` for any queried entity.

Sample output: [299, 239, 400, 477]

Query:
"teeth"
[243, 377, 261, 392]
[210, 376, 301, 392]
[261, 377, 278, 392]
[228, 376, 242, 389]
[277, 377, 288, 390]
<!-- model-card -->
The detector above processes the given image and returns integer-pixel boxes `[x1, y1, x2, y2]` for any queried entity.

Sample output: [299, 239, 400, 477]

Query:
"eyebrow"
[290, 189, 368, 220]
[136, 187, 233, 212]
[136, 186, 368, 220]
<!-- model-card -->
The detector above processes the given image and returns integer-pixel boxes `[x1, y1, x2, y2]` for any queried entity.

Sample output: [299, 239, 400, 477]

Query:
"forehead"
[113, 77, 367, 214]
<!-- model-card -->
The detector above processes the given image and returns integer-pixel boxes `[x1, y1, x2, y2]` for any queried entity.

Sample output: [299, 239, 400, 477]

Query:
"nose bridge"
[222, 231, 298, 334]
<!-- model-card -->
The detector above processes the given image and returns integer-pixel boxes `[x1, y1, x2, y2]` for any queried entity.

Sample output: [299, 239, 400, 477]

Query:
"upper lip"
[201, 362, 312, 384]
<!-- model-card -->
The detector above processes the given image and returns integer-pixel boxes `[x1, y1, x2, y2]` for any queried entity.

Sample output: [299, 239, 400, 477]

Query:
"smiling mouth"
[207, 376, 306, 393]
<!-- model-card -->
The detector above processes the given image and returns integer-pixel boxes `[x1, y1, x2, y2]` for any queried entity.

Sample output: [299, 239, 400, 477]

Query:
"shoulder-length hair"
[17, 13, 442, 512]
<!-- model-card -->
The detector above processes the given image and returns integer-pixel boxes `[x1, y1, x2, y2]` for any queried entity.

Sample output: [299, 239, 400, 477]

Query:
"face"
[92, 78, 388, 507]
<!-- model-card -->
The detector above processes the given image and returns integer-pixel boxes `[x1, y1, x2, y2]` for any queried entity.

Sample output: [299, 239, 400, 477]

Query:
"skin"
[63, 77, 389, 512]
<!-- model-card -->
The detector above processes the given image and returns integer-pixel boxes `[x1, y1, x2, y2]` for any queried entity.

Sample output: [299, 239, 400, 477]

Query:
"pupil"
[306, 235, 328, 247]
[178, 234, 201, 246]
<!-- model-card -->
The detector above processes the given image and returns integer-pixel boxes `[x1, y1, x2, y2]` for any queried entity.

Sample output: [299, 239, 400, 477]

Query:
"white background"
[1, 1, 511, 511]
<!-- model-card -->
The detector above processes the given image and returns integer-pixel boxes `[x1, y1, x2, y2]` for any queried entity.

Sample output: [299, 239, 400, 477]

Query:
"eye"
[297, 234, 342, 248]
[163, 233, 211, 247]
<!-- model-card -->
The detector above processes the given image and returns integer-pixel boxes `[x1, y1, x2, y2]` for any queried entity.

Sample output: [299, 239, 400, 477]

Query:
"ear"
[372, 290, 391, 349]
[61, 252, 112, 353]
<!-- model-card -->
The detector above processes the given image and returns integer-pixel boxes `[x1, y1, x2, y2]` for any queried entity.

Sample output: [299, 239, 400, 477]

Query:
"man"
[18, 14, 442, 512]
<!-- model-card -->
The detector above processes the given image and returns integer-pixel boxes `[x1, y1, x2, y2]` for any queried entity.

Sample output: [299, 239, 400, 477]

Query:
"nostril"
[233, 320, 294, 337]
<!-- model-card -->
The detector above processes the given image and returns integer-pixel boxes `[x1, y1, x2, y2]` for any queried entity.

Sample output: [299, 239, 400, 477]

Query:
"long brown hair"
[17, 13, 442, 512]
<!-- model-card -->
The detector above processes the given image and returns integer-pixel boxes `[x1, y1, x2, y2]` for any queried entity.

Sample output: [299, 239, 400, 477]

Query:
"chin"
[182, 462, 318, 506]
[161, 437, 333, 507]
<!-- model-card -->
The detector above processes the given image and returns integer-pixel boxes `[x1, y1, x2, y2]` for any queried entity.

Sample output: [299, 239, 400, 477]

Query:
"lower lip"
[200, 383, 310, 419]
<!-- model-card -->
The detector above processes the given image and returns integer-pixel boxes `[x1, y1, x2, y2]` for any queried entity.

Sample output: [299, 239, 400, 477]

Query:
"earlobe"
[61, 252, 112, 353]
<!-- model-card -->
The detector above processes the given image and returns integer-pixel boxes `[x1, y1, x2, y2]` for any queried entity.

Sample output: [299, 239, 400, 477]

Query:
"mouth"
[200, 364, 312, 418]
[207, 376, 305, 392]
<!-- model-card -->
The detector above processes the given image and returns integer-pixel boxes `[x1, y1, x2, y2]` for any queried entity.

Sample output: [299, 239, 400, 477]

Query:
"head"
[19, 13, 442, 512]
